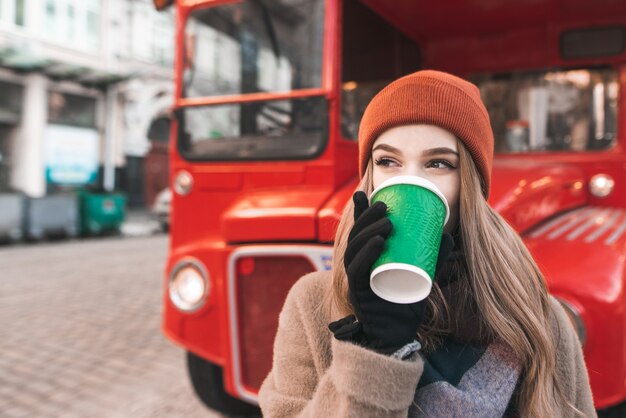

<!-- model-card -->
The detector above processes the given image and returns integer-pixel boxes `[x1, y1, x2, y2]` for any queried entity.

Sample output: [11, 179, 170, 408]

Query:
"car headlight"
[169, 259, 209, 312]
[556, 298, 586, 346]
[174, 170, 193, 196]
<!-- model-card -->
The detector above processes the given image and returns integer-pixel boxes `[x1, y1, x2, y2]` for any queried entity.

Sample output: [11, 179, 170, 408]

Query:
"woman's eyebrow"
[423, 147, 459, 157]
[372, 143, 402, 155]
[372, 144, 459, 157]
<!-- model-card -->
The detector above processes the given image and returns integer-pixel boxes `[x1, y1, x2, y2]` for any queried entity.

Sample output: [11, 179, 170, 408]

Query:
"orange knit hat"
[358, 70, 494, 197]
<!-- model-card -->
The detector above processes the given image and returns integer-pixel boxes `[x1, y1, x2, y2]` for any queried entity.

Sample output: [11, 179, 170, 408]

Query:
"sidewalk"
[0, 235, 217, 418]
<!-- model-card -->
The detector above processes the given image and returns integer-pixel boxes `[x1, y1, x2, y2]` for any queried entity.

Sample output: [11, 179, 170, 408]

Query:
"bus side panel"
[525, 210, 626, 409]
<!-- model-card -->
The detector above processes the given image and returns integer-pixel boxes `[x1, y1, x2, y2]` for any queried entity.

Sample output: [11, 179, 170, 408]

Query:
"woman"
[258, 70, 596, 417]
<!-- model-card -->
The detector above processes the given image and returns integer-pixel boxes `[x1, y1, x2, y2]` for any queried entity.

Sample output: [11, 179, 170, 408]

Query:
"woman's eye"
[427, 159, 456, 169]
[374, 157, 397, 167]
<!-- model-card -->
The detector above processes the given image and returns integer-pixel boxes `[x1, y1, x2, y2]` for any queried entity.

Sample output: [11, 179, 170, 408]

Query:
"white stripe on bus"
[605, 215, 626, 246]
[566, 209, 612, 241]
[528, 207, 590, 239]
[546, 208, 601, 240]
[585, 210, 624, 243]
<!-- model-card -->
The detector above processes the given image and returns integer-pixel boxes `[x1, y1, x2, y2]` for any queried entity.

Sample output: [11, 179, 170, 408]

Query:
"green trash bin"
[79, 191, 127, 236]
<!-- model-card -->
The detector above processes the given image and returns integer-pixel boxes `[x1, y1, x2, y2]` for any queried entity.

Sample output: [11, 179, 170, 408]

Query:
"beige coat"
[258, 271, 597, 417]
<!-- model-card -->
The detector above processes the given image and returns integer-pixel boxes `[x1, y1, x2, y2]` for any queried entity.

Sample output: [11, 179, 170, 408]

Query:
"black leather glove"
[328, 191, 455, 355]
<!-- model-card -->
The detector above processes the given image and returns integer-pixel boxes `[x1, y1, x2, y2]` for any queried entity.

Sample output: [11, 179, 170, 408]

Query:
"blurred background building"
[0, 0, 174, 208]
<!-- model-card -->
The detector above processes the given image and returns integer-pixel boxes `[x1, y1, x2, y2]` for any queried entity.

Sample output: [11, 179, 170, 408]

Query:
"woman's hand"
[329, 191, 454, 355]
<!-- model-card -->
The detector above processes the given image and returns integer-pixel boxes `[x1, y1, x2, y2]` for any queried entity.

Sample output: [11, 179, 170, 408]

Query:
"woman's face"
[371, 124, 461, 233]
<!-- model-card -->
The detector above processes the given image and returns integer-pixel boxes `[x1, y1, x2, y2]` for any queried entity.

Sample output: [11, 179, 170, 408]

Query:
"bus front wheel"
[187, 351, 261, 417]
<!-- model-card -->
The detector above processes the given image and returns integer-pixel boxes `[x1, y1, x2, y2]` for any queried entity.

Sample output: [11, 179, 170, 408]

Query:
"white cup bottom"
[370, 263, 432, 304]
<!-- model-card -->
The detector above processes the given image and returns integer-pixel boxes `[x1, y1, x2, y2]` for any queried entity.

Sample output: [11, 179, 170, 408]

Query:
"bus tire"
[598, 401, 626, 418]
[187, 351, 261, 417]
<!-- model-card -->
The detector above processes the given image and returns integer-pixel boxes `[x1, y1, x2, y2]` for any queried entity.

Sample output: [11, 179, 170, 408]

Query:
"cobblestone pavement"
[0, 236, 231, 418]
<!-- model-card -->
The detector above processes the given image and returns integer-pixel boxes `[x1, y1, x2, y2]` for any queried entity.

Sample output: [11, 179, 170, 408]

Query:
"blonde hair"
[326, 139, 582, 417]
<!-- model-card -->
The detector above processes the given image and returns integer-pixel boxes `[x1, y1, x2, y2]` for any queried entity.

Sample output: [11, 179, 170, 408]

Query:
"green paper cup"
[369, 175, 449, 304]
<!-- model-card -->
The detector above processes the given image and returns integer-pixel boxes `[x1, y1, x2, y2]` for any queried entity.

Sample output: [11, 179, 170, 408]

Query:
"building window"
[14, 0, 23, 26]
[48, 91, 97, 128]
[131, 1, 174, 66]
[0, 81, 23, 192]
[85, 8, 98, 49]
[151, 11, 174, 65]
[66, 4, 75, 39]
[45, 0, 56, 33]
[39, 0, 100, 51]
[0, 81, 23, 123]
[0, 0, 27, 26]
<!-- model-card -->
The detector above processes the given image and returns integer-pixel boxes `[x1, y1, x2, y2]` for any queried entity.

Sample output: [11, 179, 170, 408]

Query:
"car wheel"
[187, 351, 261, 417]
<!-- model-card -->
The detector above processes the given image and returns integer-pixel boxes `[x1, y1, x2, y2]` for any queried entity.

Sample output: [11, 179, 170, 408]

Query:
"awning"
[0, 45, 131, 87]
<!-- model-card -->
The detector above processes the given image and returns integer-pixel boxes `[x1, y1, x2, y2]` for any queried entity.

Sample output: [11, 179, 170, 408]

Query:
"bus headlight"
[589, 174, 614, 198]
[556, 298, 586, 346]
[169, 259, 209, 312]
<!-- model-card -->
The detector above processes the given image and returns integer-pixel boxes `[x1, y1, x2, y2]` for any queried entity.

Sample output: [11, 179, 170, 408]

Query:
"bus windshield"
[177, 97, 328, 161]
[183, 0, 325, 97]
[178, 0, 327, 162]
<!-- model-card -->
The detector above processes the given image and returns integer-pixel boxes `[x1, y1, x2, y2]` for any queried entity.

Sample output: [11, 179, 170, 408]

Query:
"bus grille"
[234, 255, 316, 391]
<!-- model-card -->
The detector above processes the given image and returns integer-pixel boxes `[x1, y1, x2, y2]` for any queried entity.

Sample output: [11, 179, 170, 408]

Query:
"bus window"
[177, 97, 328, 161]
[340, 0, 421, 141]
[474, 68, 618, 153]
[183, 0, 324, 98]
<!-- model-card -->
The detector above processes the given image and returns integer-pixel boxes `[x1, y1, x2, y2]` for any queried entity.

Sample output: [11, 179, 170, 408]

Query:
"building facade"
[0, 0, 174, 207]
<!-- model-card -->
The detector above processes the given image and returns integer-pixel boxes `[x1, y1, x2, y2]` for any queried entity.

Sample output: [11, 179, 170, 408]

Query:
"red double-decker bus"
[156, 0, 626, 415]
